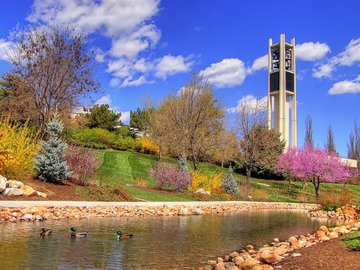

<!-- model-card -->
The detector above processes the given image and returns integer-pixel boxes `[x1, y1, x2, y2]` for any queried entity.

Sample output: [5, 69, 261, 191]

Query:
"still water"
[0, 210, 332, 270]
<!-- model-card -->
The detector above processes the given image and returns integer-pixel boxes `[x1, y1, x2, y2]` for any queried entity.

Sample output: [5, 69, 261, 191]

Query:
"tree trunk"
[245, 166, 251, 182]
[221, 159, 224, 168]
[193, 157, 198, 171]
[313, 177, 320, 198]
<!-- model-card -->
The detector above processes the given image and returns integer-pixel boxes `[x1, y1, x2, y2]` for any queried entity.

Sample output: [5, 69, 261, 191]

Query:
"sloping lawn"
[95, 149, 360, 202]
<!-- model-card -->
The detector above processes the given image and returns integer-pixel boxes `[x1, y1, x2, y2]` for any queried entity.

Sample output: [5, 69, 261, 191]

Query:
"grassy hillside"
[94, 149, 360, 203]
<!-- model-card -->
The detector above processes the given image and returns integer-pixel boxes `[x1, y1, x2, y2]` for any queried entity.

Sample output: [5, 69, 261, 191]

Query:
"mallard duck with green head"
[116, 231, 133, 240]
[40, 228, 52, 236]
[70, 227, 87, 238]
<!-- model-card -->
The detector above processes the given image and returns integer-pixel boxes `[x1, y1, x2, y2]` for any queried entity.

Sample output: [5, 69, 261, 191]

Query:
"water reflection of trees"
[0, 211, 333, 269]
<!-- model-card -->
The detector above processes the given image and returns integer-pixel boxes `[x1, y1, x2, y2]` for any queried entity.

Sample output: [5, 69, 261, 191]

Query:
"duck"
[40, 228, 52, 236]
[116, 230, 133, 240]
[70, 227, 87, 238]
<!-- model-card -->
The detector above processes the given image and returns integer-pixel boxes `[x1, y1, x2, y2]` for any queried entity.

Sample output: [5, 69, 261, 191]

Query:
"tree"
[130, 107, 153, 132]
[86, 104, 121, 131]
[34, 114, 70, 183]
[277, 146, 353, 197]
[238, 125, 285, 181]
[0, 75, 37, 124]
[234, 98, 285, 180]
[149, 74, 224, 170]
[304, 115, 314, 148]
[211, 130, 238, 167]
[325, 125, 337, 155]
[347, 121, 360, 168]
[8, 25, 98, 133]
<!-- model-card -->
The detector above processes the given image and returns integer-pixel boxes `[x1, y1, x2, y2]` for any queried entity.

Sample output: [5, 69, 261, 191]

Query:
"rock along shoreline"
[0, 201, 319, 223]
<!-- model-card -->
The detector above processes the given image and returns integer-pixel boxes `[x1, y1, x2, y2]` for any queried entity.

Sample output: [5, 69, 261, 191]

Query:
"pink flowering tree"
[277, 146, 354, 197]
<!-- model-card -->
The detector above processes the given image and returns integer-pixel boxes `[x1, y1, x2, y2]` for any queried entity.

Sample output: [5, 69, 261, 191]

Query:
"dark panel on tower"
[270, 72, 279, 92]
[286, 72, 294, 92]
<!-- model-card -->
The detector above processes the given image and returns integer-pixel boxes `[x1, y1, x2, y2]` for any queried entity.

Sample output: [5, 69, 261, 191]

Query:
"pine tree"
[34, 114, 70, 182]
[222, 165, 238, 194]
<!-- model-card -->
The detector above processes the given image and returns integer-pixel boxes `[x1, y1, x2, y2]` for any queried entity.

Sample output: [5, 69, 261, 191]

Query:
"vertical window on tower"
[271, 48, 280, 72]
[285, 47, 292, 71]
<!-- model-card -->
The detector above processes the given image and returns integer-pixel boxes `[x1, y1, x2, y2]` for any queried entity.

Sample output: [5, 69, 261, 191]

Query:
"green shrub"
[69, 128, 117, 149]
[114, 136, 136, 150]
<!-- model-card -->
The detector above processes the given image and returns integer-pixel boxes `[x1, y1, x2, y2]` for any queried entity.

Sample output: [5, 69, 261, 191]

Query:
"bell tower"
[267, 34, 297, 149]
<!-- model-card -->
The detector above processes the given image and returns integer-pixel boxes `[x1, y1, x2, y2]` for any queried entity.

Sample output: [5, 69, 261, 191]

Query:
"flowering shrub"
[189, 171, 223, 193]
[135, 137, 159, 155]
[0, 118, 39, 179]
[66, 146, 100, 186]
[150, 163, 190, 191]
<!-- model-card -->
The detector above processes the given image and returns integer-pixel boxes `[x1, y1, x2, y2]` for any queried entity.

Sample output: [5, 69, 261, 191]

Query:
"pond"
[0, 210, 333, 270]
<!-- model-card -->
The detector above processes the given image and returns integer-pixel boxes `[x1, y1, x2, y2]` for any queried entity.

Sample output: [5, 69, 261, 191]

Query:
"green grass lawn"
[94, 149, 360, 202]
[342, 231, 360, 251]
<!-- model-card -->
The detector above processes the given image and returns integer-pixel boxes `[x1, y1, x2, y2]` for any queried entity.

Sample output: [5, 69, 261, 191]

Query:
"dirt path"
[278, 238, 360, 270]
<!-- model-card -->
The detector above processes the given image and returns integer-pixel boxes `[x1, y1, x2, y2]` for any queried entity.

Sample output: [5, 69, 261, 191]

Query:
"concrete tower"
[267, 34, 297, 149]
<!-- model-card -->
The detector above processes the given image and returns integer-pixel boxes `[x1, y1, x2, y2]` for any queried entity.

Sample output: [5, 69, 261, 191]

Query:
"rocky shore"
[200, 205, 360, 270]
[0, 201, 319, 223]
[201, 222, 360, 270]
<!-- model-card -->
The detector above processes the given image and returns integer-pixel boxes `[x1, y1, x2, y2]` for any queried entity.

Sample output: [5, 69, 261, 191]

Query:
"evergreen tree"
[304, 115, 314, 148]
[87, 104, 121, 131]
[34, 114, 70, 182]
[222, 166, 238, 194]
[325, 125, 337, 155]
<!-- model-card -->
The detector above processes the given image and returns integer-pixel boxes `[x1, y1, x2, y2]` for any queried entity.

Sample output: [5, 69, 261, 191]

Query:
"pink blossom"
[277, 146, 355, 197]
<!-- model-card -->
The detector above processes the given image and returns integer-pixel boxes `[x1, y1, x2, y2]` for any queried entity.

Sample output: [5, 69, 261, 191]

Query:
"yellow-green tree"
[149, 74, 224, 170]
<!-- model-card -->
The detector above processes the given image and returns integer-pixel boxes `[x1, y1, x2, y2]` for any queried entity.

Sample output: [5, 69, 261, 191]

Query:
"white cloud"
[227, 95, 267, 113]
[248, 55, 267, 73]
[329, 75, 360, 95]
[120, 111, 131, 123]
[95, 95, 112, 106]
[0, 39, 12, 61]
[121, 76, 154, 87]
[28, 0, 162, 87]
[201, 58, 247, 88]
[313, 38, 360, 78]
[313, 63, 334, 78]
[155, 55, 193, 79]
[295, 42, 330, 61]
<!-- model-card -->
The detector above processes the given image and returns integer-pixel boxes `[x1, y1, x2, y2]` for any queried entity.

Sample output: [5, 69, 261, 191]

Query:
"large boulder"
[319, 225, 329, 233]
[3, 188, 23, 196]
[328, 231, 339, 239]
[0, 175, 7, 192]
[315, 230, 326, 239]
[7, 180, 24, 188]
[260, 250, 281, 264]
[21, 185, 36, 196]
[288, 236, 299, 247]
[36, 191, 47, 198]
[240, 258, 260, 270]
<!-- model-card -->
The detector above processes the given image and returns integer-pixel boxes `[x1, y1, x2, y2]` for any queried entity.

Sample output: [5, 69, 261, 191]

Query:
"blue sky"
[0, 0, 359, 157]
